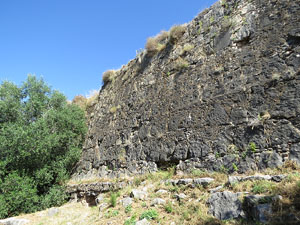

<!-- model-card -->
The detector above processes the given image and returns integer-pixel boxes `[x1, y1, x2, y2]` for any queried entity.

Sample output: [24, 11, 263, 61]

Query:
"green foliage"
[105, 209, 119, 218]
[249, 142, 257, 153]
[125, 204, 132, 214]
[164, 202, 173, 213]
[124, 215, 136, 225]
[0, 75, 87, 218]
[110, 192, 119, 207]
[0, 172, 39, 218]
[140, 209, 159, 220]
[252, 181, 274, 194]
[232, 163, 238, 172]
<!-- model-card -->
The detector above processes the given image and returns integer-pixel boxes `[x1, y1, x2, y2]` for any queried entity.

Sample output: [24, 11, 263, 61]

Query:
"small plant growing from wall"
[248, 142, 257, 153]
[102, 70, 116, 84]
[169, 24, 186, 43]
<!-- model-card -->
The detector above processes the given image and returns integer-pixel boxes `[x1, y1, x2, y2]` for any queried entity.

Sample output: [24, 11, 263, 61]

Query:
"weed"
[169, 185, 179, 193]
[141, 202, 147, 208]
[110, 106, 118, 114]
[145, 30, 168, 55]
[124, 215, 136, 225]
[182, 43, 194, 54]
[252, 181, 275, 194]
[219, 165, 228, 174]
[125, 204, 132, 214]
[164, 202, 173, 213]
[198, 21, 203, 34]
[215, 152, 220, 159]
[191, 169, 205, 177]
[169, 25, 186, 42]
[232, 163, 238, 172]
[248, 142, 257, 153]
[210, 16, 215, 24]
[175, 57, 189, 70]
[105, 208, 119, 218]
[140, 209, 159, 220]
[102, 70, 116, 84]
[110, 192, 119, 207]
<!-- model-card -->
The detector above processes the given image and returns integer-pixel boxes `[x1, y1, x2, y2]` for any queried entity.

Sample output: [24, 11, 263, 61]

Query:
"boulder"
[207, 191, 244, 220]
[130, 189, 148, 200]
[151, 198, 166, 206]
[136, 218, 150, 225]
[243, 195, 281, 224]
[193, 177, 214, 186]
[120, 197, 133, 207]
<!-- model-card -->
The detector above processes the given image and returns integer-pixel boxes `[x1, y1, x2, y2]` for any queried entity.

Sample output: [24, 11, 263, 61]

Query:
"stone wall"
[73, 0, 300, 179]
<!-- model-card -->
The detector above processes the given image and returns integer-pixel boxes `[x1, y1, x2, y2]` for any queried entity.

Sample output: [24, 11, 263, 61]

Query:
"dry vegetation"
[145, 30, 169, 55]
[72, 90, 99, 112]
[16, 161, 300, 225]
[102, 70, 116, 84]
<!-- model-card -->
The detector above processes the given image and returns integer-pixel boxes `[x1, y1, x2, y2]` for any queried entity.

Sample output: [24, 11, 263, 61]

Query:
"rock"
[177, 178, 193, 185]
[207, 191, 244, 220]
[174, 193, 187, 201]
[151, 198, 166, 206]
[99, 202, 109, 212]
[228, 175, 272, 185]
[47, 208, 60, 217]
[156, 189, 168, 195]
[193, 177, 214, 186]
[95, 194, 105, 205]
[0, 218, 30, 225]
[136, 218, 150, 225]
[209, 185, 223, 193]
[271, 175, 287, 182]
[243, 195, 280, 223]
[120, 197, 133, 207]
[130, 189, 148, 200]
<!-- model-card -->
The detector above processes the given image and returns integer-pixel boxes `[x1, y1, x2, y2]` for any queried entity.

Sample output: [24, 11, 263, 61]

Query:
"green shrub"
[0, 172, 39, 217]
[0, 75, 87, 218]
[140, 209, 159, 220]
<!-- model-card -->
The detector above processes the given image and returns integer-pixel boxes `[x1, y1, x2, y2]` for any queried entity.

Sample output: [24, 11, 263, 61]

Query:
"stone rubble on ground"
[120, 197, 133, 207]
[130, 189, 148, 200]
[136, 218, 150, 225]
[0, 218, 30, 225]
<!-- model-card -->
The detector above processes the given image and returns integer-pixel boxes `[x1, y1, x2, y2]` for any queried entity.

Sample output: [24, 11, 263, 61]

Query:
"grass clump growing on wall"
[169, 25, 186, 42]
[145, 30, 169, 55]
[102, 70, 116, 84]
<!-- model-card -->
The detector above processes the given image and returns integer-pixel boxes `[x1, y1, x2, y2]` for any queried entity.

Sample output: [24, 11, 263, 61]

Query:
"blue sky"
[0, 0, 217, 100]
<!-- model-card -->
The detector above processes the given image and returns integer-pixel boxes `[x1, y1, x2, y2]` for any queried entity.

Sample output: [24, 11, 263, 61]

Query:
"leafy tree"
[0, 75, 87, 218]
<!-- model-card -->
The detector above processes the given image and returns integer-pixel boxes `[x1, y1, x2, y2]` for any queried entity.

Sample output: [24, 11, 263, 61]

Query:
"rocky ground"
[5, 161, 300, 225]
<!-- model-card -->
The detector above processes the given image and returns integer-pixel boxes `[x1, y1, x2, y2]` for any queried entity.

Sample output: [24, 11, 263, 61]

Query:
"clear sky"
[0, 0, 217, 100]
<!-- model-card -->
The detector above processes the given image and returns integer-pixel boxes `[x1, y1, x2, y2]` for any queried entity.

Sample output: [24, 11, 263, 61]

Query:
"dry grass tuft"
[102, 70, 116, 84]
[72, 95, 87, 110]
[169, 25, 186, 42]
[145, 30, 169, 55]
